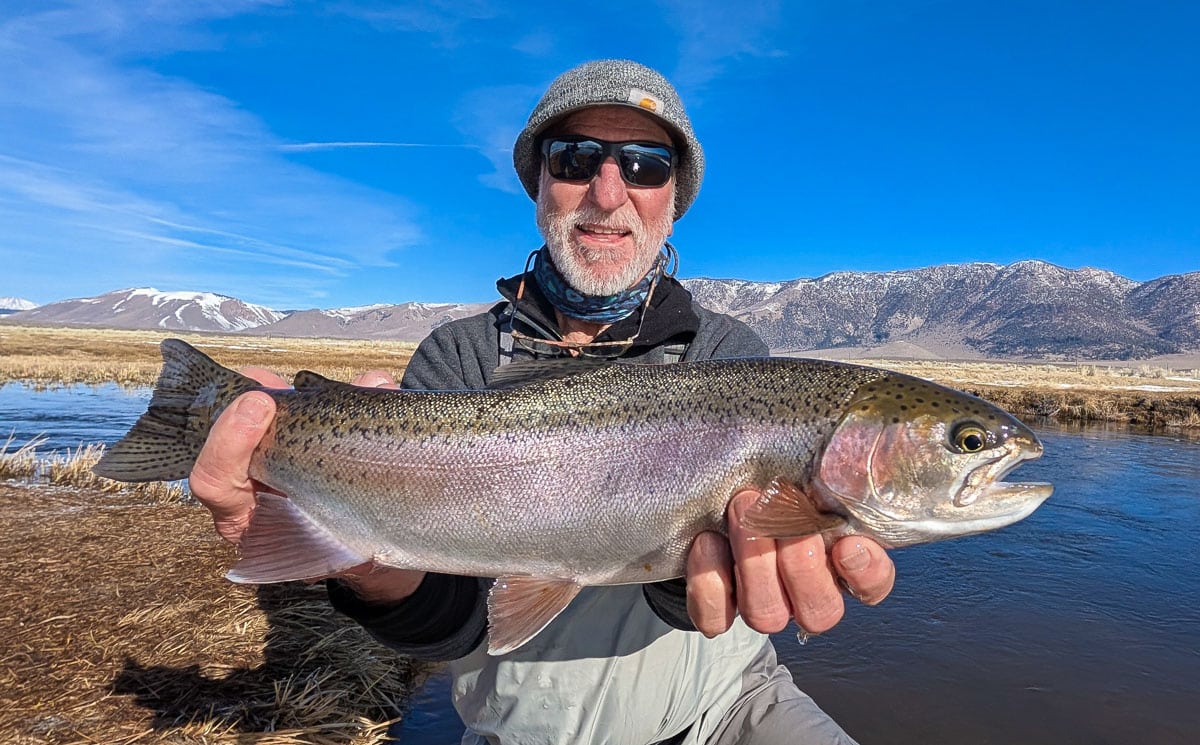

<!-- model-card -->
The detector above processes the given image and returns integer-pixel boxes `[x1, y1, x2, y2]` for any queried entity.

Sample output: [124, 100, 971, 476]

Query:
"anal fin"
[226, 493, 369, 583]
[737, 479, 847, 539]
[486, 576, 582, 656]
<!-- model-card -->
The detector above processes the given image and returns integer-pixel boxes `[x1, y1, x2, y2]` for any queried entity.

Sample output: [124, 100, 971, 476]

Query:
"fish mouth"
[958, 440, 1053, 509]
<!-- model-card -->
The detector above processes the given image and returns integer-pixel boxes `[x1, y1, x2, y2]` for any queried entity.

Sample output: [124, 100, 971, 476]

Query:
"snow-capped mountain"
[0, 297, 37, 314]
[8, 288, 284, 332]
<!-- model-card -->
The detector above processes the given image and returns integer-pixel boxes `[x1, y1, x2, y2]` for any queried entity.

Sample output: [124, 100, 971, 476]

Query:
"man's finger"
[188, 391, 275, 544]
[832, 537, 895, 606]
[685, 531, 736, 637]
[352, 369, 399, 389]
[776, 534, 844, 634]
[240, 366, 288, 388]
[727, 493, 791, 633]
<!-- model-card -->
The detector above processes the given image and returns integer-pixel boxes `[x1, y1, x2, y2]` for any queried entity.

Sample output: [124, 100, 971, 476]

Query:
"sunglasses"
[541, 136, 676, 187]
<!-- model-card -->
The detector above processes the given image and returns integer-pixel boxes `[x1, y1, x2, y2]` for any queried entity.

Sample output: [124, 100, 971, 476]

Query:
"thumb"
[189, 391, 276, 543]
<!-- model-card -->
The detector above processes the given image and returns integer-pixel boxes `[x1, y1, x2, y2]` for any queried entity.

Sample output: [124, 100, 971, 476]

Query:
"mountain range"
[4, 261, 1198, 360]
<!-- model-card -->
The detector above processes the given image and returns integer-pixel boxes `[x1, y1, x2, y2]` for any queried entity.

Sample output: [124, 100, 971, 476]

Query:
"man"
[189, 60, 895, 744]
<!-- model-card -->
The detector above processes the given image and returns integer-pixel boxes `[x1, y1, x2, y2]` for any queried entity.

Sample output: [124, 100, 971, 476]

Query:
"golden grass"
[1, 440, 187, 502]
[0, 433, 43, 480]
[0, 482, 434, 744]
[826, 359, 1200, 429]
[0, 324, 417, 387]
[870, 358, 1200, 395]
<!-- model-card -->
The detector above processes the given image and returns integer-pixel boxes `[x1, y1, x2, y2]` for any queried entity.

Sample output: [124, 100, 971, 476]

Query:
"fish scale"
[96, 339, 1051, 655]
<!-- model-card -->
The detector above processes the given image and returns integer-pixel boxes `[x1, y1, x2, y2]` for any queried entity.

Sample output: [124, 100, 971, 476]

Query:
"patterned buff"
[533, 248, 663, 323]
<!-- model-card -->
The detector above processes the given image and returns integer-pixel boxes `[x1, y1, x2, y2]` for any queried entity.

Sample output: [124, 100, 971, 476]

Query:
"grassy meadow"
[0, 323, 417, 388]
[2, 321, 1200, 743]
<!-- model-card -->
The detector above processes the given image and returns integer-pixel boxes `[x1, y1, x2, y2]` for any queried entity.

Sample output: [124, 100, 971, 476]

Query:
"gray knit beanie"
[513, 59, 704, 219]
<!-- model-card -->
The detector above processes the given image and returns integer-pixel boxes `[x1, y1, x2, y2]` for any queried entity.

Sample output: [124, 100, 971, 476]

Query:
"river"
[2, 383, 1197, 743]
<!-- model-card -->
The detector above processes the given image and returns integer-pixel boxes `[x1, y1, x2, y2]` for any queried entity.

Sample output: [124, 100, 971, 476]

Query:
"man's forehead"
[553, 106, 672, 143]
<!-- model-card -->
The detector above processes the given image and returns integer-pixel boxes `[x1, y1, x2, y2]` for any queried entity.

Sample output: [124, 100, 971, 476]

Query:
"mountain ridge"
[5, 261, 1198, 360]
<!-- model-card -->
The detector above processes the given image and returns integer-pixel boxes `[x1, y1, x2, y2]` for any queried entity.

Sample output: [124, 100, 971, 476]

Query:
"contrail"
[279, 141, 483, 152]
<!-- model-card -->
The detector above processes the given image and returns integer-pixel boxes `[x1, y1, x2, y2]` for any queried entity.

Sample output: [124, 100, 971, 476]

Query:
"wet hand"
[685, 489, 895, 637]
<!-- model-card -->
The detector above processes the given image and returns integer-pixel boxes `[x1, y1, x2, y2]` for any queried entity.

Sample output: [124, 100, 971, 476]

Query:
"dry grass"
[836, 359, 1200, 429]
[866, 358, 1200, 395]
[0, 434, 44, 480]
[1, 440, 187, 502]
[0, 324, 416, 387]
[0, 482, 434, 744]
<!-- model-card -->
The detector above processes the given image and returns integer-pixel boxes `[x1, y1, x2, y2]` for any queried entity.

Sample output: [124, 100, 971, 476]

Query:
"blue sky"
[1, 1, 1196, 310]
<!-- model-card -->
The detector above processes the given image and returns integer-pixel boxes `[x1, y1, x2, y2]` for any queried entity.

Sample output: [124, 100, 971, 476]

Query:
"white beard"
[535, 200, 673, 296]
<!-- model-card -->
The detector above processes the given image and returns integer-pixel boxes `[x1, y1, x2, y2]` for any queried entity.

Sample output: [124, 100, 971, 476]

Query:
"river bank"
[4, 323, 1199, 429]
[0, 480, 428, 743]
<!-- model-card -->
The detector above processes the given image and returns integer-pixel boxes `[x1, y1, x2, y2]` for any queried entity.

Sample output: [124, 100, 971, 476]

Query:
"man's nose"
[585, 158, 628, 210]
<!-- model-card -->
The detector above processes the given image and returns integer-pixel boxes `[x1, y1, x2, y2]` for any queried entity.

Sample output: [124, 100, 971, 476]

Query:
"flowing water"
[0, 382, 150, 451]
[2, 384, 1197, 743]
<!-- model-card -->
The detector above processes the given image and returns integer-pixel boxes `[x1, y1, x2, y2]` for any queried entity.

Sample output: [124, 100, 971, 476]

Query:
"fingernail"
[837, 542, 870, 572]
[237, 395, 271, 425]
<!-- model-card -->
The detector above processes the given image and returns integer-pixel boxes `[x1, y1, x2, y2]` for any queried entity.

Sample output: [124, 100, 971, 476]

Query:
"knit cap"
[512, 59, 704, 219]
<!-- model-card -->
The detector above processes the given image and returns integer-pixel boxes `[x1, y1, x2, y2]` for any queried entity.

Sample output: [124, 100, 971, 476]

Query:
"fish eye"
[951, 423, 989, 453]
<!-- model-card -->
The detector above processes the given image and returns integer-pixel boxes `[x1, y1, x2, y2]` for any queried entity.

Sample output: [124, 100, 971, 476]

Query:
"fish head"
[814, 373, 1053, 547]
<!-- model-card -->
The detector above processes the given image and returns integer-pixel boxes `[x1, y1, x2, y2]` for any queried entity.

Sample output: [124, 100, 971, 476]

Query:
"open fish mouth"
[958, 443, 1053, 509]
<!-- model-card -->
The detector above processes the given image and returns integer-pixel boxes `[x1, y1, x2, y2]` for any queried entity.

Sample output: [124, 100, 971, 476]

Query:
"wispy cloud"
[0, 1, 423, 307]
[330, 0, 500, 46]
[657, 0, 788, 93]
[452, 84, 543, 193]
[279, 141, 485, 152]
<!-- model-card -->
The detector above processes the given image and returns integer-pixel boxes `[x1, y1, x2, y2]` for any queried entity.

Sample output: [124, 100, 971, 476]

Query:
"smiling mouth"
[577, 223, 630, 238]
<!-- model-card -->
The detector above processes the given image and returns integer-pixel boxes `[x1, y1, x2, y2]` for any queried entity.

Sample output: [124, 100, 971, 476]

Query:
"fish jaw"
[815, 374, 1053, 548]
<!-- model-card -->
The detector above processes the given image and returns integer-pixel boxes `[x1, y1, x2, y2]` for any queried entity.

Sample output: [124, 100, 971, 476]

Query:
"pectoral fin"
[226, 492, 369, 583]
[737, 479, 847, 539]
[486, 576, 582, 655]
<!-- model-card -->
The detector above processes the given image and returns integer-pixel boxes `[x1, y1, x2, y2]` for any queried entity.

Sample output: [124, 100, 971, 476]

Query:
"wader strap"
[497, 304, 516, 368]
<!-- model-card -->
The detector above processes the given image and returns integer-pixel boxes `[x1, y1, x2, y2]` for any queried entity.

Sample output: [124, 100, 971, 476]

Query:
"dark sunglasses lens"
[545, 139, 673, 186]
[546, 140, 603, 181]
[618, 145, 673, 186]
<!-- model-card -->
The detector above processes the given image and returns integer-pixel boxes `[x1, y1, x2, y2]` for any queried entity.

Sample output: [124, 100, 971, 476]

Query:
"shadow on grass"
[110, 583, 407, 738]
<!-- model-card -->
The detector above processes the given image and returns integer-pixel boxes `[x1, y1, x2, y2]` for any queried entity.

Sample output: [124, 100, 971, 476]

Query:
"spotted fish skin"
[95, 339, 1051, 654]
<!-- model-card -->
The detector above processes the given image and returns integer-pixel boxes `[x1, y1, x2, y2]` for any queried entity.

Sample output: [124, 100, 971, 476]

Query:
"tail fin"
[93, 339, 261, 482]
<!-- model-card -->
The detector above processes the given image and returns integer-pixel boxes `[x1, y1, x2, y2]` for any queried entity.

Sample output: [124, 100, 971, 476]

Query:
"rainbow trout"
[96, 339, 1052, 654]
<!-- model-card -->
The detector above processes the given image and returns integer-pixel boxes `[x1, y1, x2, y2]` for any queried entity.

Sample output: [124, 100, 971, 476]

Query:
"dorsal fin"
[293, 370, 340, 391]
[488, 358, 614, 390]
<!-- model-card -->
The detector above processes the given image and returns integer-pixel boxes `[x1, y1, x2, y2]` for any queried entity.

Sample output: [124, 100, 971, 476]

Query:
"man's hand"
[684, 489, 896, 637]
[188, 366, 285, 545]
[187, 367, 424, 603]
